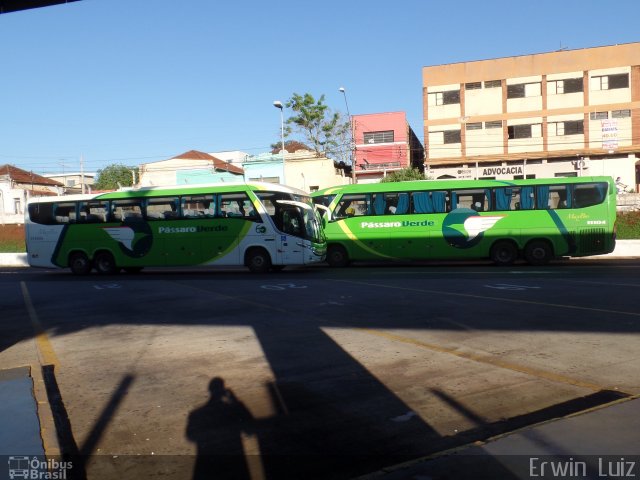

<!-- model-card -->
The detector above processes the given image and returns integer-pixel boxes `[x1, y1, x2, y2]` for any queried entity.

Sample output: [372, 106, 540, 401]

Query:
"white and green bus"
[312, 176, 617, 267]
[26, 182, 326, 274]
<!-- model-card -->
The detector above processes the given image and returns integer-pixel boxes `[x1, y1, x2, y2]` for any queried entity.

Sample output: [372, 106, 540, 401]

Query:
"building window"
[507, 82, 541, 98]
[465, 82, 482, 90]
[590, 111, 608, 120]
[429, 90, 460, 106]
[549, 78, 583, 94]
[443, 130, 461, 144]
[484, 80, 501, 88]
[612, 109, 631, 118]
[550, 120, 584, 136]
[363, 130, 394, 144]
[591, 73, 629, 91]
[465, 122, 482, 130]
[508, 124, 541, 139]
[485, 120, 503, 129]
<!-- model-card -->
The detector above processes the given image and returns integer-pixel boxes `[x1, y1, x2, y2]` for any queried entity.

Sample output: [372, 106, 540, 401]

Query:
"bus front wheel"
[327, 245, 349, 268]
[524, 240, 553, 266]
[490, 241, 518, 266]
[69, 252, 92, 275]
[246, 248, 271, 273]
[94, 251, 118, 275]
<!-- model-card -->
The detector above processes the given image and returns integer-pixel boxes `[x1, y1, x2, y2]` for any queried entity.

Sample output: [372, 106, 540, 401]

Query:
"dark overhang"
[0, 0, 80, 14]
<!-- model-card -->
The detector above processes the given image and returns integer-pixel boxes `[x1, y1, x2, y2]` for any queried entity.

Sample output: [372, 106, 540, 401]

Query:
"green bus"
[26, 182, 326, 274]
[312, 176, 616, 267]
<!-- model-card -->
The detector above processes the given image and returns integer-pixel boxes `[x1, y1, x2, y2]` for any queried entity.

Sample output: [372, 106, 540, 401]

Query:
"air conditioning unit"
[573, 159, 590, 170]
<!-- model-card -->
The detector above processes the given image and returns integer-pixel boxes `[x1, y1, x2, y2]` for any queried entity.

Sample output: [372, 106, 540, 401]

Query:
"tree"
[379, 168, 425, 183]
[94, 163, 138, 190]
[284, 93, 350, 159]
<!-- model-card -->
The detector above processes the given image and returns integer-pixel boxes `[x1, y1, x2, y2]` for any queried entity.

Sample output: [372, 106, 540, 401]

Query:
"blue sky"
[1, 0, 639, 175]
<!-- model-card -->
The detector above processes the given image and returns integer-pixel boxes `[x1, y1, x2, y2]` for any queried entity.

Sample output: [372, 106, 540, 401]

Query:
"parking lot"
[2, 259, 640, 479]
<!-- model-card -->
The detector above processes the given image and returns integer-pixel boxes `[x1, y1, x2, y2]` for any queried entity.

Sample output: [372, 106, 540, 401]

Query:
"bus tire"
[524, 240, 553, 266]
[94, 251, 118, 275]
[490, 240, 518, 266]
[69, 252, 92, 275]
[246, 248, 271, 273]
[327, 245, 349, 268]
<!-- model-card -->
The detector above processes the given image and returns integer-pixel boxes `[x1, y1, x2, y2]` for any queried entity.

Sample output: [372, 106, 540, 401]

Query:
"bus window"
[79, 201, 108, 223]
[54, 202, 77, 224]
[111, 199, 144, 222]
[219, 192, 258, 220]
[451, 189, 490, 212]
[384, 193, 409, 215]
[411, 191, 447, 213]
[335, 194, 370, 218]
[146, 197, 179, 220]
[28, 202, 54, 225]
[181, 195, 214, 218]
[573, 183, 607, 208]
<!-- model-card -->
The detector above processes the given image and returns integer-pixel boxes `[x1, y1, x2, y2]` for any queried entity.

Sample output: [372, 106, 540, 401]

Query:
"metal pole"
[273, 101, 286, 184]
[339, 87, 355, 184]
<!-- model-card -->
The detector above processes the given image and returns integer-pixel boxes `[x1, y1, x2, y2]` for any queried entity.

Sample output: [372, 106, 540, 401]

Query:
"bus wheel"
[246, 248, 271, 273]
[94, 251, 118, 275]
[524, 240, 553, 266]
[327, 245, 349, 268]
[490, 241, 518, 266]
[69, 252, 92, 275]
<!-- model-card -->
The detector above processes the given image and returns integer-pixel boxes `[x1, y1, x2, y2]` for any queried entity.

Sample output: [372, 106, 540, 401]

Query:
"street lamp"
[273, 100, 286, 184]
[339, 87, 356, 183]
[273, 100, 285, 155]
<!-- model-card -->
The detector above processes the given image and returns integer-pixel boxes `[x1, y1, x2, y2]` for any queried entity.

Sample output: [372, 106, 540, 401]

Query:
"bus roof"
[311, 176, 614, 196]
[27, 181, 308, 204]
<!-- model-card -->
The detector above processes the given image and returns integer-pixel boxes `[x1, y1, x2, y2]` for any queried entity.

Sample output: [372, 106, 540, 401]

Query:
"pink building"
[352, 111, 424, 183]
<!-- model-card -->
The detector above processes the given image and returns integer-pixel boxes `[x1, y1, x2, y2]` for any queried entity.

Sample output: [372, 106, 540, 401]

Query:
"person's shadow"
[186, 377, 256, 480]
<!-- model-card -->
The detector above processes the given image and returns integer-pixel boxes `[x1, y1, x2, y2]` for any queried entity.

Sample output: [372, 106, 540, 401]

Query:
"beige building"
[422, 42, 640, 190]
[138, 150, 244, 187]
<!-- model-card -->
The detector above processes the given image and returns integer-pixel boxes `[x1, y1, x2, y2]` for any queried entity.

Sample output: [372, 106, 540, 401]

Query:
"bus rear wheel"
[69, 252, 92, 275]
[490, 240, 518, 266]
[246, 248, 271, 273]
[327, 245, 349, 268]
[524, 240, 553, 266]
[94, 251, 118, 275]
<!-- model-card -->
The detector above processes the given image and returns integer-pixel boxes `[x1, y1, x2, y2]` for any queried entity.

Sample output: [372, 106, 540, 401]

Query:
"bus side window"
[574, 183, 606, 208]
[28, 203, 55, 225]
[336, 194, 369, 218]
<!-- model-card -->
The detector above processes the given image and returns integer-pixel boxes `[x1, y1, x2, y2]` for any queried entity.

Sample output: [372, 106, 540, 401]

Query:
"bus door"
[273, 201, 306, 265]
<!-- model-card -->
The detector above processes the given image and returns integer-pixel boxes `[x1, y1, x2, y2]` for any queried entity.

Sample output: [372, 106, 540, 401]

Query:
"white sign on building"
[601, 119, 618, 150]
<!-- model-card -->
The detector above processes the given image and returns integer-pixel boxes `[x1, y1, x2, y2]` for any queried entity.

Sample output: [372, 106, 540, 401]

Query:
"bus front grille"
[578, 228, 607, 255]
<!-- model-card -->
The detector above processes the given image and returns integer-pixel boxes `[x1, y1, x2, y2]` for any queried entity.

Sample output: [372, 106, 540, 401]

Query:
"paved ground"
[1, 259, 639, 479]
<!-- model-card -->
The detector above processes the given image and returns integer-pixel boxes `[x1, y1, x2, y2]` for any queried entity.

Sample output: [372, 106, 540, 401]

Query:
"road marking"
[484, 284, 541, 291]
[357, 328, 607, 392]
[334, 279, 640, 317]
[20, 281, 59, 368]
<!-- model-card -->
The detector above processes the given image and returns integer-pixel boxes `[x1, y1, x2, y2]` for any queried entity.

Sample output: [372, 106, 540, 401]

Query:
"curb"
[0, 241, 638, 267]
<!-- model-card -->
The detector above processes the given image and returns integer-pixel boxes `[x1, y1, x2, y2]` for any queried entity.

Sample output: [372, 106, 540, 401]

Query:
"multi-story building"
[422, 42, 640, 191]
[352, 112, 424, 184]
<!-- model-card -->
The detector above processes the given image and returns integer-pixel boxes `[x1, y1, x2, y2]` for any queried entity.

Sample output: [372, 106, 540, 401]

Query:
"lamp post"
[273, 100, 286, 184]
[339, 87, 356, 184]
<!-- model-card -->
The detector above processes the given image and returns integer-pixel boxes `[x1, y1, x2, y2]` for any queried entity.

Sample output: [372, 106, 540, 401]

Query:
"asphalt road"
[1, 259, 639, 479]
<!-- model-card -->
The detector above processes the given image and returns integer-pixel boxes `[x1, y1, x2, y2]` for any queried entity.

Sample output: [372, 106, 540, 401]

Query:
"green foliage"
[284, 93, 350, 159]
[94, 164, 139, 190]
[379, 168, 425, 183]
[617, 211, 640, 239]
